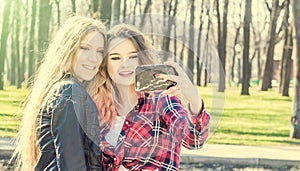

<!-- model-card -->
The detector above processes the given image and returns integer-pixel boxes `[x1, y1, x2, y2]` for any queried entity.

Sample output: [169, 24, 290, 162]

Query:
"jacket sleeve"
[51, 96, 88, 170]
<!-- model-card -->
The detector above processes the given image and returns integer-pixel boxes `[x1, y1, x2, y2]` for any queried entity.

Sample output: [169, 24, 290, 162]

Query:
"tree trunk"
[55, 0, 61, 26]
[0, 0, 12, 90]
[15, 0, 22, 89]
[216, 0, 228, 92]
[187, 0, 195, 83]
[21, 0, 29, 87]
[241, 0, 252, 95]
[280, 26, 293, 96]
[161, 0, 174, 61]
[140, 0, 152, 27]
[204, 0, 211, 87]
[112, 0, 121, 25]
[231, 1, 242, 85]
[123, 0, 127, 21]
[290, 0, 300, 139]
[196, 0, 205, 86]
[10, 16, 16, 86]
[279, 0, 292, 96]
[71, 0, 76, 14]
[28, 0, 37, 87]
[231, 27, 241, 83]
[261, 0, 282, 91]
[180, 7, 189, 62]
[37, 0, 52, 64]
[100, 0, 112, 27]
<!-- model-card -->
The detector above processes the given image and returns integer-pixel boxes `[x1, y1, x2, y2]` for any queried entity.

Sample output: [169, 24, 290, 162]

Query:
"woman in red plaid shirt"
[93, 24, 210, 170]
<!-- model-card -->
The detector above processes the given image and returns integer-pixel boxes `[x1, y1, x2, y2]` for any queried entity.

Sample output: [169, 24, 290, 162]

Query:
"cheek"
[107, 61, 117, 79]
[72, 54, 79, 71]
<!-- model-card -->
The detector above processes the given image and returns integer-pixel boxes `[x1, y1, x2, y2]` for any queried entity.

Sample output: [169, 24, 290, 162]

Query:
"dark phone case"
[135, 65, 178, 92]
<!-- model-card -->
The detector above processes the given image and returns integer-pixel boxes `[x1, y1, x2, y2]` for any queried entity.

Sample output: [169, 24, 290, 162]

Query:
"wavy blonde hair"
[11, 16, 106, 170]
[91, 24, 158, 126]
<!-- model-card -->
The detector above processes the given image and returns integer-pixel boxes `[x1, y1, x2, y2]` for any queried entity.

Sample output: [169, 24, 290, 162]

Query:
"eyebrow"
[80, 42, 104, 49]
[109, 51, 138, 56]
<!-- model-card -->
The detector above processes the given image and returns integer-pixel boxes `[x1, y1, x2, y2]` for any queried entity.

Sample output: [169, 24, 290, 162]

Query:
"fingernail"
[153, 74, 159, 77]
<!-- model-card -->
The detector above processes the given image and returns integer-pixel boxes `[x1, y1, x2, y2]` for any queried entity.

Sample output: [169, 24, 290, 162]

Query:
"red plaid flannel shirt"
[99, 93, 210, 171]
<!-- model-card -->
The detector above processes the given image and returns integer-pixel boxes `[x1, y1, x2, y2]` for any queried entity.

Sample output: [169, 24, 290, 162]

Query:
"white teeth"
[120, 71, 133, 75]
[83, 65, 96, 70]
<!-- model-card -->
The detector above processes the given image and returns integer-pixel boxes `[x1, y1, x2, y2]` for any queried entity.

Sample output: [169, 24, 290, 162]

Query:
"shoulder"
[50, 78, 87, 99]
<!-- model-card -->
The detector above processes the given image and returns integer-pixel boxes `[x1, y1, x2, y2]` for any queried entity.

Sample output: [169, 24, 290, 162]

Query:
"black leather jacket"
[35, 77, 102, 171]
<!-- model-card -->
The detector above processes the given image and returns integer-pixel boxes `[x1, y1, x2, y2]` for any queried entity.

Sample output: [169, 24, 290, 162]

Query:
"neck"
[115, 84, 139, 115]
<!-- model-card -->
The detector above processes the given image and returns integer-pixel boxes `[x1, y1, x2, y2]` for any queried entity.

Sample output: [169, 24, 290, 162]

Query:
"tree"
[241, 0, 252, 95]
[251, 2, 268, 82]
[196, 0, 205, 86]
[140, 0, 152, 27]
[162, 0, 178, 61]
[0, 0, 12, 90]
[215, 0, 229, 92]
[37, 0, 52, 64]
[28, 0, 37, 86]
[203, 0, 212, 87]
[112, 0, 121, 24]
[71, 0, 76, 14]
[21, 0, 30, 87]
[100, 0, 112, 27]
[230, 1, 242, 84]
[260, 0, 284, 91]
[55, 0, 61, 26]
[179, 5, 189, 62]
[14, 0, 22, 89]
[187, 0, 195, 82]
[290, 0, 300, 139]
[279, 0, 293, 97]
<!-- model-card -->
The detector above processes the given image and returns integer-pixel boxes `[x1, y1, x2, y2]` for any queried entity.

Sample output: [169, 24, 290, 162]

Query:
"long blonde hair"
[92, 24, 157, 126]
[11, 16, 106, 170]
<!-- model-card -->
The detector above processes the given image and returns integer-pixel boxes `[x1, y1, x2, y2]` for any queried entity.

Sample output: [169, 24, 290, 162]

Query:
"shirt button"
[125, 121, 129, 125]
[114, 157, 117, 161]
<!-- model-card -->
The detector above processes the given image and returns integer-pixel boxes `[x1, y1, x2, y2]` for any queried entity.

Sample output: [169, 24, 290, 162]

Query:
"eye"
[80, 46, 89, 50]
[110, 56, 120, 60]
[129, 55, 138, 59]
[97, 50, 104, 55]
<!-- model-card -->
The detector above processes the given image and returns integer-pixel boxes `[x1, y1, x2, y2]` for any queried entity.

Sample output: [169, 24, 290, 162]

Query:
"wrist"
[188, 100, 203, 115]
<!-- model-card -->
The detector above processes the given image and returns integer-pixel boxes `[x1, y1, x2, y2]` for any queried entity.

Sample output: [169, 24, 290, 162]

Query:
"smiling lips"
[83, 64, 97, 70]
[119, 71, 133, 77]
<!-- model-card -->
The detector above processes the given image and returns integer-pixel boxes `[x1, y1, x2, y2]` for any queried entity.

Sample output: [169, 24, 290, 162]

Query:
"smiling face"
[73, 31, 105, 82]
[107, 38, 139, 86]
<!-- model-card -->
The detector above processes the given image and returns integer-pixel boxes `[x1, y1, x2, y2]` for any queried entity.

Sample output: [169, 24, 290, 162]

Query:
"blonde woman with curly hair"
[96, 24, 210, 171]
[11, 16, 106, 170]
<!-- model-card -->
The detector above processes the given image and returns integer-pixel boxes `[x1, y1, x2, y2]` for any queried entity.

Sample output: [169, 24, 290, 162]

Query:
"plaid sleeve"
[157, 95, 191, 143]
[182, 101, 210, 149]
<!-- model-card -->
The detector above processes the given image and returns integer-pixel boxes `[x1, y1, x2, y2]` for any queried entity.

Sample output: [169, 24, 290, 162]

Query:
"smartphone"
[135, 65, 178, 92]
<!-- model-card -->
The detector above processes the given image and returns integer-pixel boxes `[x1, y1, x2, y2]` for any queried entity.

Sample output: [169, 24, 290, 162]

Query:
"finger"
[154, 73, 177, 82]
[166, 86, 182, 96]
[163, 61, 186, 76]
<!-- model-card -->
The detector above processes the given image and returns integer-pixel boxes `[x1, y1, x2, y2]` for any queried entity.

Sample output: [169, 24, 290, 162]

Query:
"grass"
[0, 86, 28, 137]
[199, 85, 300, 146]
[0, 85, 300, 146]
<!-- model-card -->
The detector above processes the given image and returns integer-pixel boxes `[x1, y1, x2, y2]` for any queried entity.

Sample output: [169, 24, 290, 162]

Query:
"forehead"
[108, 38, 137, 52]
[81, 31, 105, 47]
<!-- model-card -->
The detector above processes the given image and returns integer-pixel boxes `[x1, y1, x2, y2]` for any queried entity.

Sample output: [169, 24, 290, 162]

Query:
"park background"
[1, 0, 300, 170]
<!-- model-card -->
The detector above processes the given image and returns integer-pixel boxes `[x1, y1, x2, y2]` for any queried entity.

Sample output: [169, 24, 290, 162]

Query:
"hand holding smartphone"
[135, 65, 178, 92]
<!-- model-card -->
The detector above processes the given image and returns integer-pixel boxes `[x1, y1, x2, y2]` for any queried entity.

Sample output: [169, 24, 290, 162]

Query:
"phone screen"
[135, 65, 178, 92]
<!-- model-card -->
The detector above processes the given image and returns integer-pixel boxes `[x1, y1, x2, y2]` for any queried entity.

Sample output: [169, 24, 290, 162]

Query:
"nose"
[121, 58, 130, 68]
[89, 50, 100, 62]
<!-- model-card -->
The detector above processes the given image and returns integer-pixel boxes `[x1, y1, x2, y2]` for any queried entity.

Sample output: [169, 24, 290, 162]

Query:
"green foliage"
[0, 85, 299, 146]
